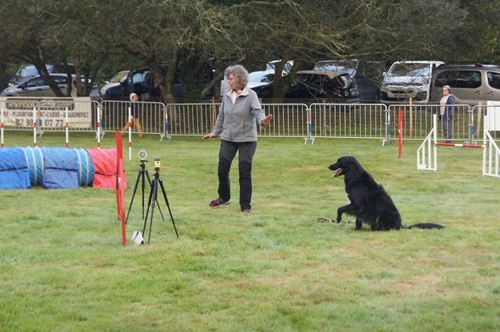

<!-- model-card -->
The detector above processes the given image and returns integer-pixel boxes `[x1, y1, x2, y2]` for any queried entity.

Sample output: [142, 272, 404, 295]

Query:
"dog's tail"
[404, 222, 444, 229]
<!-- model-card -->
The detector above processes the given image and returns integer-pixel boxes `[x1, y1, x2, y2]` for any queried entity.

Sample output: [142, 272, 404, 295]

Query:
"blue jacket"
[443, 95, 456, 120]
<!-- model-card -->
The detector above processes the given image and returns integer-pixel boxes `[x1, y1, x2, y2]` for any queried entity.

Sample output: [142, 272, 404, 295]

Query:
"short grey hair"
[443, 85, 451, 92]
[224, 65, 249, 88]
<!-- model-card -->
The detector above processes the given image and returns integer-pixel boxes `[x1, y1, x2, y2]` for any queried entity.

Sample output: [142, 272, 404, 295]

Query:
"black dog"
[328, 156, 443, 231]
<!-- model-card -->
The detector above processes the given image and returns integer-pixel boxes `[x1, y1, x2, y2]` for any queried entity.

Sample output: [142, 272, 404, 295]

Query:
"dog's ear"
[345, 157, 363, 178]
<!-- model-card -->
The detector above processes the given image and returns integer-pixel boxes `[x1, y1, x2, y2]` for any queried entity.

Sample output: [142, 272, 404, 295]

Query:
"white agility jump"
[417, 105, 500, 178]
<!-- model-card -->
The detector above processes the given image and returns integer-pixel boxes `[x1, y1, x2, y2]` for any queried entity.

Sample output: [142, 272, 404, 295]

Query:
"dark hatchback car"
[285, 70, 359, 101]
[100, 67, 162, 101]
[313, 59, 384, 102]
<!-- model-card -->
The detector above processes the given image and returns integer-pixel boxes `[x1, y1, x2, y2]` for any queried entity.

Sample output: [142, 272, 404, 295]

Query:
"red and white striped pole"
[397, 107, 403, 159]
[65, 107, 69, 148]
[1, 107, 4, 148]
[435, 142, 483, 148]
[96, 105, 101, 149]
[128, 106, 132, 160]
[33, 107, 37, 147]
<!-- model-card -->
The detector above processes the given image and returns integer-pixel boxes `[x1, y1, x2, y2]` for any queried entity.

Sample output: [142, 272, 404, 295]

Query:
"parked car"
[285, 70, 359, 100]
[429, 64, 500, 104]
[380, 60, 444, 103]
[247, 70, 275, 98]
[9, 64, 55, 86]
[1, 74, 70, 97]
[99, 70, 130, 100]
[313, 59, 384, 102]
[220, 60, 294, 98]
[1, 73, 97, 98]
[100, 67, 185, 101]
[265, 60, 294, 74]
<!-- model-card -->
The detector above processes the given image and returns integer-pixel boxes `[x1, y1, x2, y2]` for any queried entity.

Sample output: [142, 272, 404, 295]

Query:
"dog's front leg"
[336, 204, 356, 223]
[355, 217, 362, 230]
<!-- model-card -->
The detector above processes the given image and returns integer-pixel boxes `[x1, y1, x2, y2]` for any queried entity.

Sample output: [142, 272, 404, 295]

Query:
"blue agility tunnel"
[0, 147, 31, 189]
[23, 146, 44, 186]
[0, 147, 102, 190]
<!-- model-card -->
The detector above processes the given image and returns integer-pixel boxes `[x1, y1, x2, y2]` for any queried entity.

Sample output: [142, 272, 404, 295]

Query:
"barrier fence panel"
[309, 103, 387, 139]
[2, 98, 497, 143]
[259, 103, 308, 137]
[473, 104, 499, 141]
[387, 104, 473, 141]
[166, 103, 216, 136]
[100, 100, 166, 135]
[481, 104, 500, 178]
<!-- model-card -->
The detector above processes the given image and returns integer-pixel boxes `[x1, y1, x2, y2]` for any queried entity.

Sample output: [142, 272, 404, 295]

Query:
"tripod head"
[137, 150, 149, 168]
[154, 158, 161, 172]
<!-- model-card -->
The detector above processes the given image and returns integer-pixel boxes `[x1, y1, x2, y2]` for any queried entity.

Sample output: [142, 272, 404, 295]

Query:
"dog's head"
[328, 156, 362, 177]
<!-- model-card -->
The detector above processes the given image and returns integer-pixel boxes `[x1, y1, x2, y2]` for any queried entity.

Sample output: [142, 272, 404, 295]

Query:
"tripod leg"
[142, 178, 155, 237]
[146, 179, 158, 244]
[158, 179, 179, 238]
[146, 170, 165, 222]
[126, 169, 144, 224]
[141, 170, 147, 219]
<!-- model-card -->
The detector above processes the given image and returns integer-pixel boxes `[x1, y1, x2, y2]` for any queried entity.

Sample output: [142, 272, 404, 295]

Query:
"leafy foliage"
[0, 0, 497, 100]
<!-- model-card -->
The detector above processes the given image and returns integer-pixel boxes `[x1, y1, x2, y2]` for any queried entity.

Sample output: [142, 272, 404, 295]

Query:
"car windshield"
[109, 71, 129, 83]
[314, 60, 358, 76]
[337, 74, 353, 89]
[249, 72, 274, 83]
[388, 63, 430, 77]
[265, 60, 293, 74]
[16, 64, 54, 77]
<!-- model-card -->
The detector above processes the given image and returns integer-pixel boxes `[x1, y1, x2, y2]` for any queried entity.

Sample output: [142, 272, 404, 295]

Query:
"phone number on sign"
[13, 118, 67, 127]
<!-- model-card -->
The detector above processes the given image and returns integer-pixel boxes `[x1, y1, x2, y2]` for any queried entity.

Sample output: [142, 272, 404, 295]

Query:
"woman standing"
[440, 85, 456, 143]
[203, 65, 272, 214]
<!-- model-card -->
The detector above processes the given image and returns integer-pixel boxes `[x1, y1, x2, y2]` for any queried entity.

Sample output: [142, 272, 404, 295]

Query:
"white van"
[380, 61, 444, 103]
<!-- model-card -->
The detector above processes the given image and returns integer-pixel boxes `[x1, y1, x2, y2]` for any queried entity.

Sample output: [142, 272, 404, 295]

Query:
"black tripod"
[125, 159, 151, 223]
[126, 159, 167, 224]
[142, 161, 179, 243]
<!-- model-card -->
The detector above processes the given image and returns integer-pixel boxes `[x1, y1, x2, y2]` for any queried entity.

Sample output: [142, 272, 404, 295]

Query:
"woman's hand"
[261, 114, 273, 126]
[202, 133, 216, 139]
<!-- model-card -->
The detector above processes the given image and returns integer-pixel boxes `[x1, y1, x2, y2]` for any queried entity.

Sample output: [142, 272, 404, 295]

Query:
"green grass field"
[1, 132, 499, 331]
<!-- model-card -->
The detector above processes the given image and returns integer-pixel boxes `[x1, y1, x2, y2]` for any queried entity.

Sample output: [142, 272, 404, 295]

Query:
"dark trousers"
[217, 140, 257, 211]
[443, 116, 453, 140]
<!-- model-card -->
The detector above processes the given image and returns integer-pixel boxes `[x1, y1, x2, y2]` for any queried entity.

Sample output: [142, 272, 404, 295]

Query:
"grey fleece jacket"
[211, 87, 265, 142]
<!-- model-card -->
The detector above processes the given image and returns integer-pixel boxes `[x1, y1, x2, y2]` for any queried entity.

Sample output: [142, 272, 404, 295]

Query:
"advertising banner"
[0, 97, 92, 129]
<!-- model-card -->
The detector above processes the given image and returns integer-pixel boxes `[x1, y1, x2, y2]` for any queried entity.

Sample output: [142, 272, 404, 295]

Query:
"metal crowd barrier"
[260, 103, 308, 137]
[310, 103, 387, 139]
[100, 100, 166, 135]
[1, 98, 498, 143]
[387, 104, 477, 142]
[165, 103, 216, 136]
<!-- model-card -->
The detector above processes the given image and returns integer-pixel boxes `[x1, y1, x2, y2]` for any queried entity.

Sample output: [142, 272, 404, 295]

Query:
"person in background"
[440, 85, 456, 143]
[203, 64, 273, 214]
[121, 92, 144, 137]
[70, 79, 78, 98]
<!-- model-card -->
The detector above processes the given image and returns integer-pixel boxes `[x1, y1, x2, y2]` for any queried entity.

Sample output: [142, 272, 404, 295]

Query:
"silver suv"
[380, 61, 444, 103]
[430, 64, 500, 104]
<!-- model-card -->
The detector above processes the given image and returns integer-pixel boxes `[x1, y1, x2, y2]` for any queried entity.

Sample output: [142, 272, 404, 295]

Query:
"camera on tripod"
[154, 158, 161, 170]
[138, 150, 148, 161]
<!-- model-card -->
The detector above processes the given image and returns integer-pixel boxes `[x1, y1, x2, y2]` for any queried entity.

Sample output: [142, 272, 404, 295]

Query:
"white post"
[65, 107, 69, 147]
[96, 105, 101, 149]
[483, 114, 487, 176]
[128, 106, 132, 160]
[433, 113, 438, 171]
[33, 107, 37, 146]
[0, 107, 4, 147]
